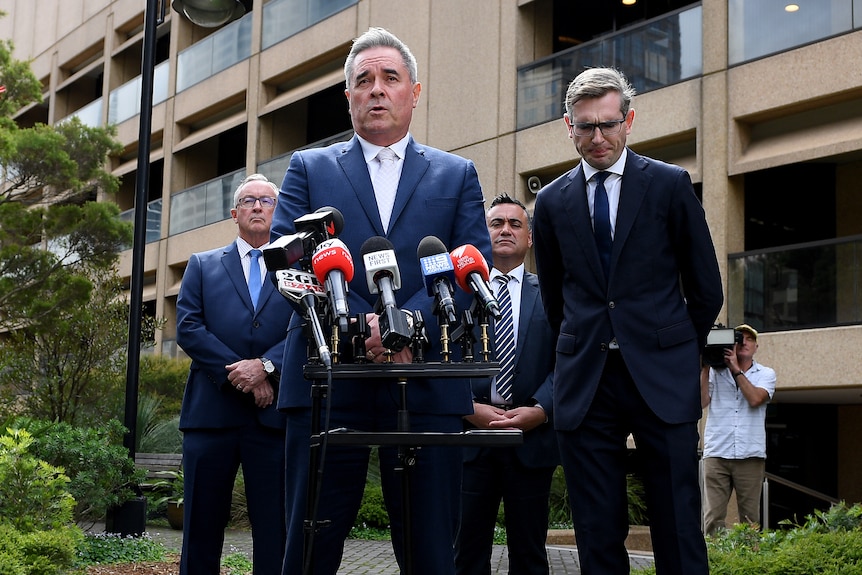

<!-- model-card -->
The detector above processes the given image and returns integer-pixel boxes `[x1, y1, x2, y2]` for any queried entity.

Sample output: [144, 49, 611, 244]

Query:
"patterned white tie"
[494, 275, 515, 403]
[248, 249, 262, 310]
[374, 147, 399, 232]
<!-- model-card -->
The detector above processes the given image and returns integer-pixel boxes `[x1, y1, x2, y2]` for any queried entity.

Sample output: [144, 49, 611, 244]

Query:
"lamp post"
[116, 0, 248, 536]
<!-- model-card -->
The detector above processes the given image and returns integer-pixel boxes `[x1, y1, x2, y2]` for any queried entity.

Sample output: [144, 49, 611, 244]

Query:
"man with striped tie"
[455, 193, 559, 575]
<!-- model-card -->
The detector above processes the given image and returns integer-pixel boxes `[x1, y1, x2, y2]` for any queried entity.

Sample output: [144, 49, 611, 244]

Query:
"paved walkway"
[131, 524, 654, 574]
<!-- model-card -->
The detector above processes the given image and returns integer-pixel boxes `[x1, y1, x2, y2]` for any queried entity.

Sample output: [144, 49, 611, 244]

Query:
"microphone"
[273, 269, 331, 367]
[361, 236, 411, 351]
[417, 236, 458, 324]
[311, 238, 354, 333]
[263, 206, 345, 271]
[450, 244, 501, 320]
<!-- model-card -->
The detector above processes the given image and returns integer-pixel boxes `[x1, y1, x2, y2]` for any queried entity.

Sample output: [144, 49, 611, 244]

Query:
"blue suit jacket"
[176, 241, 291, 430]
[272, 134, 492, 415]
[533, 150, 723, 429]
[465, 272, 559, 468]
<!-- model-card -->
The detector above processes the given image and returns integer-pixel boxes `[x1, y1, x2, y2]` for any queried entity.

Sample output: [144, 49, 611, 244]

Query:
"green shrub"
[138, 355, 191, 416]
[222, 551, 253, 575]
[632, 502, 862, 575]
[0, 429, 76, 532]
[0, 522, 84, 575]
[75, 532, 166, 565]
[356, 482, 389, 529]
[12, 418, 145, 525]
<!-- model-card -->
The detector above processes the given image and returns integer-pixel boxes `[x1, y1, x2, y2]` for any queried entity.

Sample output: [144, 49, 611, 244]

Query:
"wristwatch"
[260, 357, 276, 375]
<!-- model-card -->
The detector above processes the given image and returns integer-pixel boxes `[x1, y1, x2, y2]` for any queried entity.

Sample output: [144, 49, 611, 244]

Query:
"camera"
[702, 323, 744, 368]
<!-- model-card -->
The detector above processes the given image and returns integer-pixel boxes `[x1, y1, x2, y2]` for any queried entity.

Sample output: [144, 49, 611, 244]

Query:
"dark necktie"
[248, 249, 262, 310]
[494, 275, 515, 403]
[593, 171, 612, 278]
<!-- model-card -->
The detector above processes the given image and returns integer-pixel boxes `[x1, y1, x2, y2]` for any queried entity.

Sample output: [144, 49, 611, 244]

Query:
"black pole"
[123, 0, 159, 458]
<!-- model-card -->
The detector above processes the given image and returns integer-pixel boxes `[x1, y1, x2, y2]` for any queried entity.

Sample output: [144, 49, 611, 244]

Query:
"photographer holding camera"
[700, 324, 776, 534]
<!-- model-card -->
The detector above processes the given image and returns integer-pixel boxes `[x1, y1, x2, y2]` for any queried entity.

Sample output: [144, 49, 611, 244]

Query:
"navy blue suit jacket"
[272, 134, 492, 415]
[465, 272, 559, 468]
[176, 241, 291, 430]
[533, 150, 723, 429]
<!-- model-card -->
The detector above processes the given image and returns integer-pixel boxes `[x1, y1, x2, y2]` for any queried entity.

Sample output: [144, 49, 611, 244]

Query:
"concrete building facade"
[4, 0, 862, 524]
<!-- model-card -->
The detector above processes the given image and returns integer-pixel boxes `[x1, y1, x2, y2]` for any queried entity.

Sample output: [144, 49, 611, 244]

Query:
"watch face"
[262, 359, 275, 373]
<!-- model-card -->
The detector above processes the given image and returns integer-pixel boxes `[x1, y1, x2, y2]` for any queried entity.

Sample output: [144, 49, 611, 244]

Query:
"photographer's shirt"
[703, 360, 776, 459]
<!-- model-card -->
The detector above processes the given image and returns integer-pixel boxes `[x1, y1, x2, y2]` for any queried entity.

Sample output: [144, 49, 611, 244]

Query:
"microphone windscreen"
[417, 235, 448, 259]
[315, 206, 345, 237]
[311, 238, 354, 282]
[450, 244, 489, 292]
[361, 235, 395, 257]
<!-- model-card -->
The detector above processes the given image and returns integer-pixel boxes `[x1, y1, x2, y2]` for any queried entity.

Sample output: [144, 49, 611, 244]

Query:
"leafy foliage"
[0, 523, 84, 575]
[75, 532, 165, 566]
[632, 502, 862, 575]
[356, 482, 390, 529]
[9, 419, 145, 526]
[0, 428, 75, 532]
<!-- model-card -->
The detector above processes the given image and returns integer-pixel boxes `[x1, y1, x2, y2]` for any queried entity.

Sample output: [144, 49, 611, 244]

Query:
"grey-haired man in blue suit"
[272, 27, 492, 575]
[177, 174, 291, 575]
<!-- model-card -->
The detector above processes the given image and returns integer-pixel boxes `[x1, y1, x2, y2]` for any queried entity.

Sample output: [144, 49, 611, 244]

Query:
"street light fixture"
[171, 0, 246, 27]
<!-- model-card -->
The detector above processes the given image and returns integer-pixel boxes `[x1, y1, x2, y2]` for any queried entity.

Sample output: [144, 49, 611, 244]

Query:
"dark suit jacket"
[272, 134, 493, 415]
[465, 271, 559, 468]
[176, 241, 291, 430]
[533, 149, 723, 429]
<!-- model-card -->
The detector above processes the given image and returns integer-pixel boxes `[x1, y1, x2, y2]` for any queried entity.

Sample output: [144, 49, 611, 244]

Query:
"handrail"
[762, 472, 840, 529]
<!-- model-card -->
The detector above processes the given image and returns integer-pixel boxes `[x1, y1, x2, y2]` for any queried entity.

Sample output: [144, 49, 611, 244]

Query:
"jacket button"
[253, 321, 261, 328]
[600, 343, 608, 351]
[608, 301, 616, 309]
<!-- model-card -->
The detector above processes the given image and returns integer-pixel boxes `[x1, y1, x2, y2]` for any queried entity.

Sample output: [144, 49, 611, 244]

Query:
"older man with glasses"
[176, 173, 292, 575]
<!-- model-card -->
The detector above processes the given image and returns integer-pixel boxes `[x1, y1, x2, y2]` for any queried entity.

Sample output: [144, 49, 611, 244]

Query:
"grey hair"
[344, 27, 419, 88]
[233, 173, 279, 206]
[564, 67, 636, 119]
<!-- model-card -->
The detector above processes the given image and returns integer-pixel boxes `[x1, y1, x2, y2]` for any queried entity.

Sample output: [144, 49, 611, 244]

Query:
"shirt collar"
[236, 237, 269, 258]
[582, 147, 628, 182]
[358, 133, 411, 165]
[491, 263, 525, 285]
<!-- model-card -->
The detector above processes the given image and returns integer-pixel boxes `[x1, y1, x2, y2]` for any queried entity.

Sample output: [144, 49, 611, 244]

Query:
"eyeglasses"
[236, 196, 277, 209]
[572, 118, 627, 138]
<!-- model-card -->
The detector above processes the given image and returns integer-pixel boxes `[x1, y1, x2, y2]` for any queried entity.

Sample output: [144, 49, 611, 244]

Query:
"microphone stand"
[303, 320, 520, 575]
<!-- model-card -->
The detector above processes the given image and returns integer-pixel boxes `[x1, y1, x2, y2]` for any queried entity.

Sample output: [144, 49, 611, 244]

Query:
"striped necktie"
[494, 275, 515, 403]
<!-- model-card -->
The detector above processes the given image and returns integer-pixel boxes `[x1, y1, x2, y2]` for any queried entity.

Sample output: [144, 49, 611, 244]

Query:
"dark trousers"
[181, 422, 286, 575]
[282, 404, 464, 575]
[455, 447, 555, 575]
[557, 352, 708, 575]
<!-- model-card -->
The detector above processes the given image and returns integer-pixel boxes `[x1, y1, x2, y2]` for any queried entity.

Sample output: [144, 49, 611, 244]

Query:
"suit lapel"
[387, 138, 429, 232]
[337, 137, 387, 236]
[222, 242, 255, 315]
[561, 166, 606, 285]
[515, 275, 538, 369]
[612, 152, 650, 269]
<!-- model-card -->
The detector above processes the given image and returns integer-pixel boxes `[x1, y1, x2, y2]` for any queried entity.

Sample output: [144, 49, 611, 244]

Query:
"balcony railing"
[729, 0, 862, 65]
[728, 235, 862, 333]
[108, 61, 170, 125]
[168, 169, 247, 236]
[63, 97, 103, 127]
[262, 0, 359, 50]
[176, 15, 252, 92]
[119, 198, 163, 248]
[516, 4, 702, 130]
[257, 129, 353, 186]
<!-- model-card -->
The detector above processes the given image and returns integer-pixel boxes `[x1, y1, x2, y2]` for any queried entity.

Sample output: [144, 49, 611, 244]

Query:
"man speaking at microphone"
[271, 27, 491, 575]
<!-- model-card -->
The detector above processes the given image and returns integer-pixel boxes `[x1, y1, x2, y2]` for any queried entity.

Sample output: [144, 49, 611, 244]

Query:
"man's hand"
[226, 359, 267, 394]
[251, 380, 275, 408]
[466, 402, 547, 432]
[363, 313, 413, 364]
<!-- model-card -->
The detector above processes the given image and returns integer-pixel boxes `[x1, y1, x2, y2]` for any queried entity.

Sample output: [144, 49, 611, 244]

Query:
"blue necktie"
[248, 249, 262, 310]
[494, 275, 515, 403]
[593, 172, 612, 278]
